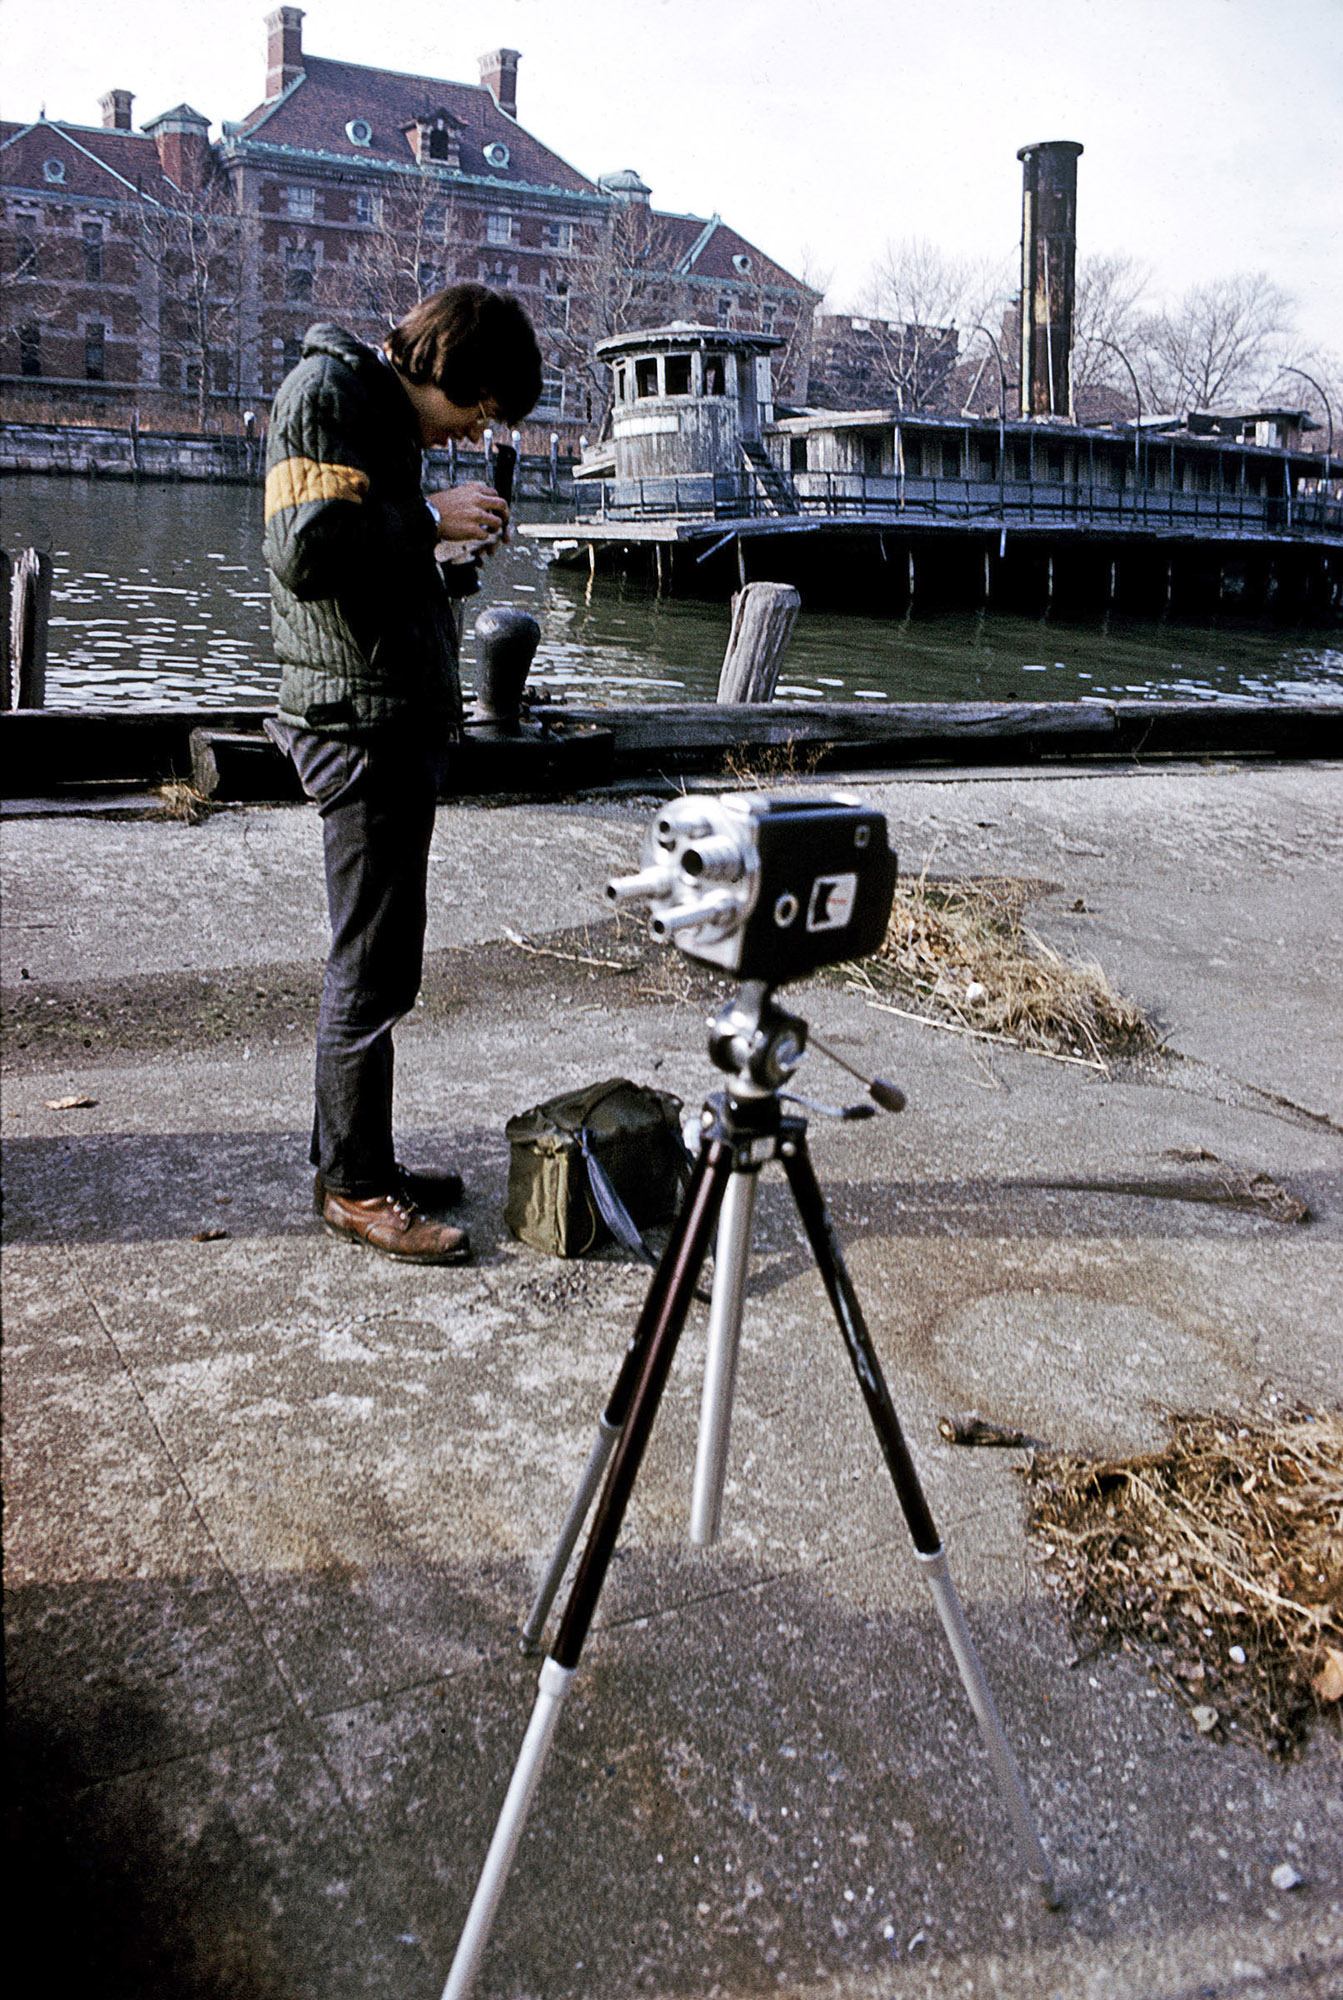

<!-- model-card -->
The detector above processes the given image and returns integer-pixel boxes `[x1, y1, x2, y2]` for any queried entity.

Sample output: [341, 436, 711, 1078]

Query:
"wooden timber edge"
[1, 698, 1340, 803]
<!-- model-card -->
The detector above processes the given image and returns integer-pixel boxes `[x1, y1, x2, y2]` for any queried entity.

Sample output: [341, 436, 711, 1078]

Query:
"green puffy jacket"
[263, 323, 462, 737]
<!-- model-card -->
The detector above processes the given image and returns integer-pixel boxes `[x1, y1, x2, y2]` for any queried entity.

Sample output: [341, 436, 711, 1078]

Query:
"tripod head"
[707, 980, 907, 1115]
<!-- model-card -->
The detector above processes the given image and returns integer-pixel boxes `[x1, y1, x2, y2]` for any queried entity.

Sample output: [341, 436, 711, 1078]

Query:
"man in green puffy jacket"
[264, 285, 542, 1264]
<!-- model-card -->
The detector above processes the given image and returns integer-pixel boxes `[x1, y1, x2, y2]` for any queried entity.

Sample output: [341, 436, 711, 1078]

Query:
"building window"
[615, 365, 627, 402]
[761, 302, 778, 334]
[535, 368, 566, 417]
[42, 157, 67, 183]
[345, 118, 373, 146]
[943, 440, 963, 478]
[423, 202, 446, 235]
[284, 246, 315, 303]
[904, 438, 923, 477]
[13, 232, 37, 276]
[703, 353, 727, 396]
[664, 354, 692, 396]
[428, 124, 452, 161]
[82, 222, 104, 280]
[634, 357, 659, 398]
[483, 141, 510, 169]
[789, 437, 808, 473]
[485, 210, 514, 245]
[85, 321, 106, 381]
[716, 295, 733, 327]
[283, 185, 315, 221]
[354, 190, 380, 225]
[19, 322, 41, 376]
[542, 218, 573, 252]
[417, 262, 445, 294]
[282, 335, 304, 376]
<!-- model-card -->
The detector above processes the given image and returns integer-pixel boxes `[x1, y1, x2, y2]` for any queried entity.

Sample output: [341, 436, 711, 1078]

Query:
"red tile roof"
[657, 212, 807, 291]
[230, 55, 597, 195]
[0, 119, 177, 201]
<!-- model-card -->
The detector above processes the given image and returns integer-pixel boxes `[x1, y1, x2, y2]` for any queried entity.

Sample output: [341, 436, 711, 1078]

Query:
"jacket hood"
[300, 323, 389, 377]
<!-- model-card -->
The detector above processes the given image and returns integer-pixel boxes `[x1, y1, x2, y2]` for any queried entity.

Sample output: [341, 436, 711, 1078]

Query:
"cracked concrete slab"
[3, 762, 1340, 1998]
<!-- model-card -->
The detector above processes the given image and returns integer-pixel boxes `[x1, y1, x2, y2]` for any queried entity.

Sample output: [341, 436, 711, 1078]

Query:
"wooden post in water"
[716, 581, 800, 704]
[1, 550, 11, 709]
[10, 547, 51, 709]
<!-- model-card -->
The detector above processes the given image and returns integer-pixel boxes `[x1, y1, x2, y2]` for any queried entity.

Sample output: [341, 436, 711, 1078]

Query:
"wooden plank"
[2, 698, 1339, 800]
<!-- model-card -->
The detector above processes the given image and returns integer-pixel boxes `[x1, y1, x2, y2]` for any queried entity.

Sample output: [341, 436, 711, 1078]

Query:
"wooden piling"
[10, 547, 52, 709]
[716, 581, 801, 704]
[1, 550, 11, 710]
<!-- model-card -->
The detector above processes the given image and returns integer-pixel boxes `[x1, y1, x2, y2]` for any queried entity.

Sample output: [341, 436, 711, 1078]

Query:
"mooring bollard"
[715, 580, 801, 704]
[9, 546, 52, 709]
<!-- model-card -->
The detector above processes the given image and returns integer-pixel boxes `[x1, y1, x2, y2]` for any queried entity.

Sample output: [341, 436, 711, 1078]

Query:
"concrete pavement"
[3, 760, 1340, 1999]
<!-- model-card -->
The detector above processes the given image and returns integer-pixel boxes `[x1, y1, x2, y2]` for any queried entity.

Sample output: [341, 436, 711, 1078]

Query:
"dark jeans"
[270, 722, 448, 1197]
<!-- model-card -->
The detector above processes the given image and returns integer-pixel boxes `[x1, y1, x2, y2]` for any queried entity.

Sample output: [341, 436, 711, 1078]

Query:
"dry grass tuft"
[154, 781, 213, 824]
[722, 736, 825, 788]
[849, 870, 1155, 1067]
[1021, 1408, 1343, 1756]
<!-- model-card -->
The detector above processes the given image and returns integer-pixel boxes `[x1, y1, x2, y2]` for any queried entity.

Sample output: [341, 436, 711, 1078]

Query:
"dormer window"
[42, 157, 67, 183]
[483, 142, 510, 169]
[345, 118, 373, 146]
[406, 111, 460, 168]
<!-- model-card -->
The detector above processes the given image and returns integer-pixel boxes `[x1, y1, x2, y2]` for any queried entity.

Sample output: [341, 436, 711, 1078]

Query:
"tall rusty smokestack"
[1017, 139, 1083, 420]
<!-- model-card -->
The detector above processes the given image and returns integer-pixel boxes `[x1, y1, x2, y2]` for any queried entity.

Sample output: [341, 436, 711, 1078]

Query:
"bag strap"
[578, 1128, 659, 1267]
[578, 1126, 713, 1302]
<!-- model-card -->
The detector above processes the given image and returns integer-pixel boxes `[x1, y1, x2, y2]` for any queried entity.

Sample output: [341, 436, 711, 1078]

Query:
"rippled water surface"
[5, 474, 1340, 711]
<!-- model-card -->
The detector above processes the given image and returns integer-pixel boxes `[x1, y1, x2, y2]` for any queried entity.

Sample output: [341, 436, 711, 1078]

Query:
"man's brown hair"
[386, 284, 543, 424]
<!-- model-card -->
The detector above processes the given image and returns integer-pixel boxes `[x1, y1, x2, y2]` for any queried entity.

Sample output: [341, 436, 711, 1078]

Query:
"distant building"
[806, 313, 958, 413]
[0, 8, 817, 441]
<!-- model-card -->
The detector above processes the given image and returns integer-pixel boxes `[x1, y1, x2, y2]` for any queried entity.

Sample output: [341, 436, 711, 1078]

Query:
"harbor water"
[5, 474, 1340, 712]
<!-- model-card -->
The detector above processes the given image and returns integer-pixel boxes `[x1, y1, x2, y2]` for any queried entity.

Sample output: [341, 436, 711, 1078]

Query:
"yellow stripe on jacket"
[264, 457, 370, 522]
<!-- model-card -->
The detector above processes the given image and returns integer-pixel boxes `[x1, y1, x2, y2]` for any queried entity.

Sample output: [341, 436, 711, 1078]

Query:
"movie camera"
[605, 791, 897, 987]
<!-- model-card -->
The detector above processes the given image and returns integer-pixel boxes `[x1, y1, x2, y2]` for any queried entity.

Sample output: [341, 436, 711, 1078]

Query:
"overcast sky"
[5, 0, 1340, 358]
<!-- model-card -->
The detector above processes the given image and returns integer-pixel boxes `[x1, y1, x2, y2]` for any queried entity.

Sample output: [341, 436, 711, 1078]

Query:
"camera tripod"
[441, 982, 1055, 1999]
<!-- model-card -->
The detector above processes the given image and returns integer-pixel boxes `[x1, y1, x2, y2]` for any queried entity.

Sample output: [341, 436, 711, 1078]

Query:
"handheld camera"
[606, 792, 896, 988]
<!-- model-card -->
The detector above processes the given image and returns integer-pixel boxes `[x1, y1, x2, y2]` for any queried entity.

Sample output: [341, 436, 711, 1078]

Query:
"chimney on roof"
[478, 49, 519, 120]
[100, 89, 134, 131]
[266, 7, 305, 100]
[1017, 139, 1083, 421]
[143, 104, 212, 191]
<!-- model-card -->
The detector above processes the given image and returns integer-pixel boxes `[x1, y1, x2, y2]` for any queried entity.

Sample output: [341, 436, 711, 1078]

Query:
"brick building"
[1, 8, 817, 443]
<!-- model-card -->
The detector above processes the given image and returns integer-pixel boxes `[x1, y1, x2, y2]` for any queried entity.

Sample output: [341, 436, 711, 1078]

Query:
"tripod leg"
[520, 1135, 717, 1650]
[520, 1417, 619, 1650]
[689, 1167, 758, 1545]
[442, 1139, 734, 1998]
[779, 1135, 1057, 1906]
[439, 1657, 574, 2000]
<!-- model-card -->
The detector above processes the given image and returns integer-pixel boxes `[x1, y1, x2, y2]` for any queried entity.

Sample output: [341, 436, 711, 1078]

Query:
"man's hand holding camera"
[428, 481, 509, 554]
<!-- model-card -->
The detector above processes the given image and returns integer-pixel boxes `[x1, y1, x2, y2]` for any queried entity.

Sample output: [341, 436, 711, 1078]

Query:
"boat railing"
[569, 471, 1343, 537]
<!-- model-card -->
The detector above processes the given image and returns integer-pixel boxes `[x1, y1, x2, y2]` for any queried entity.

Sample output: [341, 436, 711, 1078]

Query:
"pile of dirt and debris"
[1021, 1408, 1343, 1756]
[847, 872, 1155, 1068]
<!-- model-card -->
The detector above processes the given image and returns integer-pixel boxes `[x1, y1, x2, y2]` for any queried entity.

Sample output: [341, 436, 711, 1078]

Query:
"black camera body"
[607, 791, 896, 987]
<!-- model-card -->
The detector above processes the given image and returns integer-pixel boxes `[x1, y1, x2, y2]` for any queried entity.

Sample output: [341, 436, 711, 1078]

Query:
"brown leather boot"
[321, 1189, 471, 1265]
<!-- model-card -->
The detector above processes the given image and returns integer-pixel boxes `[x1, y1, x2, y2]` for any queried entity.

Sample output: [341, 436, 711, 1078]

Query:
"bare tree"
[1070, 252, 1151, 417]
[854, 237, 1010, 411]
[1135, 272, 1295, 413]
[314, 170, 463, 336]
[533, 200, 688, 431]
[138, 174, 243, 430]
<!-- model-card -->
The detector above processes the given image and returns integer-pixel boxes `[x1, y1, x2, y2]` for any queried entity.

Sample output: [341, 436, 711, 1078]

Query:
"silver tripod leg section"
[689, 1169, 757, 1545]
[916, 1546, 1058, 1905]
[440, 1656, 576, 2000]
[520, 1418, 620, 1651]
